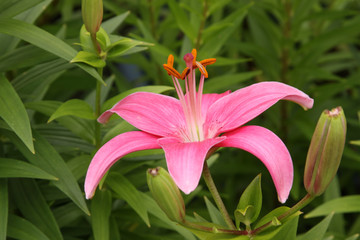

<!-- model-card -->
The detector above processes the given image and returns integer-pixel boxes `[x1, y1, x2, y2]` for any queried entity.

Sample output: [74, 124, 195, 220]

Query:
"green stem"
[94, 68, 103, 149]
[202, 162, 236, 230]
[182, 220, 248, 235]
[252, 193, 315, 235]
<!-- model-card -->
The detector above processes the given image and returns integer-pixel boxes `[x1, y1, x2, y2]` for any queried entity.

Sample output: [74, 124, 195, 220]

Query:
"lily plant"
[84, 49, 313, 204]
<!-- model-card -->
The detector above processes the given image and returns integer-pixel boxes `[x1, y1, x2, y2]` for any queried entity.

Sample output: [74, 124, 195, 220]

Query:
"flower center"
[163, 49, 216, 142]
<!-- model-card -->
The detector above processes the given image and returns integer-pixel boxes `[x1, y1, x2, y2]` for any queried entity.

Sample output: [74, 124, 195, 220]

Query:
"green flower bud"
[147, 167, 185, 223]
[304, 106, 346, 196]
[82, 0, 103, 35]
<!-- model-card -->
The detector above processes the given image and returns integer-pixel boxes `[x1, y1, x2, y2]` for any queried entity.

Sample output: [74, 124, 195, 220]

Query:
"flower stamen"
[162, 49, 217, 142]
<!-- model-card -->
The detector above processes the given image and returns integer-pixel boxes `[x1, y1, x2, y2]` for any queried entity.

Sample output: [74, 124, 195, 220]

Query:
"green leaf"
[324, 176, 345, 235]
[7, 214, 50, 240]
[204, 196, 227, 227]
[253, 214, 299, 240]
[345, 235, 360, 240]
[53, 203, 83, 228]
[0, 158, 57, 180]
[101, 11, 130, 34]
[107, 37, 153, 59]
[306, 195, 360, 218]
[71, 51, 106, 68]
[66, 155, 92, 181]
[0, 0, 43, 18]
[0, 44, 55, 72]
[26, 101, 95, 144]
[350, 140, 360, 146]
[168, 0, 197, 42]
[102, 85, 173, 112]
[91, 189, 112, 240]
[214, 57, 252, 66]
[12, 59, 69, 96]
[200, 2, 252, 57]
[0, 75, 34, 153]
[297, 214, 333, 240]
[139, 192, 196, 240]
[10, 179, 63, 240]
[5, 130, 89, 215]
[235, 174, 262, 228]
[0, 18, 104, 84]
[48, 99, 96, 123]
[254, 206, 291, 229]
[0, 179, 8, 240]
[106, 172, 150, 227]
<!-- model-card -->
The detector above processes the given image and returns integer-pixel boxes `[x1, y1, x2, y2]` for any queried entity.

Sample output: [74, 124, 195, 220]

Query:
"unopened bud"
[147, 167, 185, 223]
[82, 0, 103, 35]
[304, 106, 346, 196]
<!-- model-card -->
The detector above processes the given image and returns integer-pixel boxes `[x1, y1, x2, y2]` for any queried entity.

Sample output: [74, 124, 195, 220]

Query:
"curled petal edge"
[85, 131, 161, 199]
[217, 125, 293, 203]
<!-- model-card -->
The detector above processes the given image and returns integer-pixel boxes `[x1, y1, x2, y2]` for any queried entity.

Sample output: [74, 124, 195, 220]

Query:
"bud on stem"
[82, 0, 103, 54]
[304, 107, 346, 196]
[147, 167, 186, 223]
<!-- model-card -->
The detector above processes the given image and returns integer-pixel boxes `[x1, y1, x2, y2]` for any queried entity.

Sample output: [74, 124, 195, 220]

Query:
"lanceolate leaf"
[91, 189, 112, 240]
[5, 130, 89, 215]
[0, 0, 43, 18]
[101, 11, 130, 34]
[26, 101, 95, 144]
[106, 172, 150, 227]
[297, 214, 334, 240]
[204, 196, 227, 227]
[0, 75, 34, 153]
[235, 174, 262, 228]
[0, 18, 104, 84]
[48, 99, 96, 123]
[7, 214, 50, 240]
[0, 179, 8, 240]
[10, 179, 63, 240]
[306, 195, 360, 218]
[139, 192, 196, 240]
[0, 158, 57, 180]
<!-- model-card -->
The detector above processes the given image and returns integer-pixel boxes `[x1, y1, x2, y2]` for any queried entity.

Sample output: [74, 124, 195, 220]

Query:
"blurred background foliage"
[0, 0, 359, 239]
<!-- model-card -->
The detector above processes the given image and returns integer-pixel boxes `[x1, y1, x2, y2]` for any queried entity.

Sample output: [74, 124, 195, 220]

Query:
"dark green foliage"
[0, 0, 359, 239]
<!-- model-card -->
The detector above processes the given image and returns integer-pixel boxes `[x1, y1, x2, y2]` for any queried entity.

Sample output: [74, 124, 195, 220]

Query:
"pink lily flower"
[85, 49, 314, 203]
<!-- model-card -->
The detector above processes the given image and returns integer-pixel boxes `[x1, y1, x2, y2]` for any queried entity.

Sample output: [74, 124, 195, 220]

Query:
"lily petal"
[205, 82, 314, 137]
[158, 137, 225, 194]
[217, 125, 293, 203]
[201, 91, 230, 118]
[85, 131, 161, 199]
[98, 92, 186, 137]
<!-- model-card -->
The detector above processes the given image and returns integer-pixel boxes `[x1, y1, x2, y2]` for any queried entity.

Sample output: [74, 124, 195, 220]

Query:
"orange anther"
[195, 61, 209, 78]
[163, 64, 182, 79]
[167, 54, 174, 66]
[180, 67, 190, 79]
[191, 49, 197, 66]
[200, 58, 216, 66]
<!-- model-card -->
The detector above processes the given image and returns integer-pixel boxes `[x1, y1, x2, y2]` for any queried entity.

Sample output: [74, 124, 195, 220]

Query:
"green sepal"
[71, 51, 106, 68]
[235, 174, 262, 228]
[79, 25, 111, 54]
[96, 27, 111, 51]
